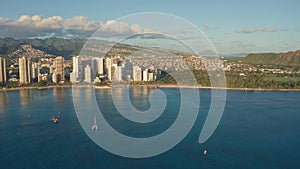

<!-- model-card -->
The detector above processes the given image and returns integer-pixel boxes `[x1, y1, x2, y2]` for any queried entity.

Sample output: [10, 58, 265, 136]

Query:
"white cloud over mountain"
[0, 15, 154, 38]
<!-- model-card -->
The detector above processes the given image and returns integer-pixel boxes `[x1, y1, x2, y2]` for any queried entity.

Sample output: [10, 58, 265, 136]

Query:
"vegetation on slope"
[0, 37, 86, 59]
[242, 50, 300, 66]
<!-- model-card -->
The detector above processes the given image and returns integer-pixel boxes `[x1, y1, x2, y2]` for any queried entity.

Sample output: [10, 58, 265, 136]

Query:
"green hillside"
[242, 50, 300, 66]
[0, 38, 86, 59]
[0, 38, 192, 59]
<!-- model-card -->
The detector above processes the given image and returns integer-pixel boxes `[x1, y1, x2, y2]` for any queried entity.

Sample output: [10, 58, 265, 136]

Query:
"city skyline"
[70, 56, 160, 84]
[0, 0, 299, 54]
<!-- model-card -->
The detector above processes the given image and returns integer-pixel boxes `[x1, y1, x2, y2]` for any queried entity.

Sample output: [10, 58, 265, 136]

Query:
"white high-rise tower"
[105, 58, 112, 80]
[0, 57, 6, 84]
[70, 56, 79, 82]
[19, 57, 31, 84]
[84, 65, 92, 83]
[133, 66, 142, 81]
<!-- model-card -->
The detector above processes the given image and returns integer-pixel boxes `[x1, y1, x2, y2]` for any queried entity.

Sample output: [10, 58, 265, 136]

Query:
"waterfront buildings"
[6, 55, 159, 86]
[96, 58, 104, 75]
[84, 65, 92, 83]
[114, 65, 123, 82]
[133, 66, 142, 81]
[38, 73, 48, 82]
[19, 57, 31, 84]
[148, 72, 154, 81]
[31, 62, 39, 80]
[52, 56, 65, 83]
[105, 58, 112, 81]
[143, 69, 148, 82]
[0, 57, 6, 84]
[52, 73, 58, 83]
[70, 56, 79, 82]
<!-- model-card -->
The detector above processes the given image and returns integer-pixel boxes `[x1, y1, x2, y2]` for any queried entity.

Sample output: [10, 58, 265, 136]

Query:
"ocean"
[0, 87, 299, 169]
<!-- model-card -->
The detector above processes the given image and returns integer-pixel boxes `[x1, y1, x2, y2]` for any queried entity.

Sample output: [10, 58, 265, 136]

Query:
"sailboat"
[203, 150, 207, 155]
[92, 115, 98, 130]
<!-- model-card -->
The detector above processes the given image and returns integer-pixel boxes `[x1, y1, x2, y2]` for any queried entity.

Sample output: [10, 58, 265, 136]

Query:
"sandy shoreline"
[0, 85, 72, 91]
[0, 85, 111, 91]
[153, 84, 300, 91]
[1, 84, 300, 92]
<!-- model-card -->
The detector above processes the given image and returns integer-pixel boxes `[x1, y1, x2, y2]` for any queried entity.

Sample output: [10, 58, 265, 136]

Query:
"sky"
[0, 0, 299, 54]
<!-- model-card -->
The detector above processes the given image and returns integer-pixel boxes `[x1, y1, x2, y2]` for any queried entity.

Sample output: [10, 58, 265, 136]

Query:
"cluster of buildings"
[222, 59, 299, 75]
[70, 56, 160, 83]
[0, 56, 66, 85]
[0, 55, 161, 86]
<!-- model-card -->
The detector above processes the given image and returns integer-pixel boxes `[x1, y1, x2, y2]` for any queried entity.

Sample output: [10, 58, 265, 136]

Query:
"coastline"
[1, 84, 300, 92]
[0, 85, 72, 91]
[134, 84, 300, 91]
[153, 84, 300, 91]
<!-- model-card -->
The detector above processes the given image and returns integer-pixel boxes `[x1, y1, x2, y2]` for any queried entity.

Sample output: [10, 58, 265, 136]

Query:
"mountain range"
[0, 37, 86, 59]
[0, 38, 299, 67]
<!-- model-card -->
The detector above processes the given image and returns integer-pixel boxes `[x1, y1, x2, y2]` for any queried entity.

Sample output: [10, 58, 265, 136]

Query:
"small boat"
[92, 115, 98, 130]
[51, 116, 59, 123]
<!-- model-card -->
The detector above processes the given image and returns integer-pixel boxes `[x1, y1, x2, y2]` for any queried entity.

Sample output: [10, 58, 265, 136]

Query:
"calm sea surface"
[0, 87, 299, 169]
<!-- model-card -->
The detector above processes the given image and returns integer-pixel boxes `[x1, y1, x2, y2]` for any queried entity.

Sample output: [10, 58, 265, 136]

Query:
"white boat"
[92, 115, 98, 130]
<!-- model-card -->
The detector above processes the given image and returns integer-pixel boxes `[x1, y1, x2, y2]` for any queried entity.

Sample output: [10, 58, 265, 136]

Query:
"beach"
[128, 84, 300, 91]
[1, 84, 300, 92]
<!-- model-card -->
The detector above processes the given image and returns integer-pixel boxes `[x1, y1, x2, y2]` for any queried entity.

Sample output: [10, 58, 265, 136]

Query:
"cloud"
[0, 15, 155, 38]
[235, 28, 278, 34]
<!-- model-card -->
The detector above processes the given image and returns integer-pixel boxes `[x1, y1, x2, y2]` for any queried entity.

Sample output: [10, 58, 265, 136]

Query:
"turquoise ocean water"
[0, 87, 299, 169]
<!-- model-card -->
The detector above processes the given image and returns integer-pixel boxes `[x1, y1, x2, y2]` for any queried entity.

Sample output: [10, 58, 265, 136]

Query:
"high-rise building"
[123, 59, 132, 80]
[105, 58, 112, 80]
[114, 66, 123, 82]
[31, 62, 39, 81]
[52, 73, 57, 83]
[70, 73, 76, 82]
[54, 56, 64, 82]
[148, 72, 154, 81]
[143, 69, 148, 82]
[19, 57, 31, 84]
[84, 65, 92, 83]
[154, 68, 160, 80]
[90, 58, 97, 81]
[0, 57, 7, 84]
[133, 66, 142, 81]
[96, 58, 104, 75]
[70, 56, 79, 82]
